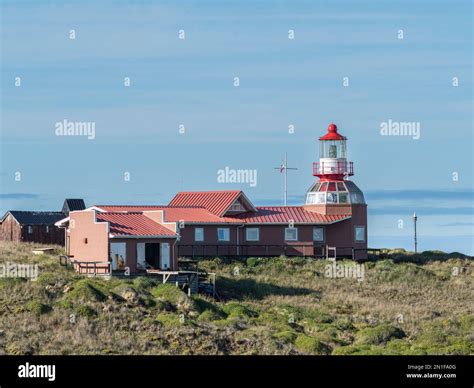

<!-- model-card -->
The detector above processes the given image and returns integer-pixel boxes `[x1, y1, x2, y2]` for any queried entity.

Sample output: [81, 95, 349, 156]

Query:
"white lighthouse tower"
[304, 123, 368, 259]
[305, 123, 365, 206]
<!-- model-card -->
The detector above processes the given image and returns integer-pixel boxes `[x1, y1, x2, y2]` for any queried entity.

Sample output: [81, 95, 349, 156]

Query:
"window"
[217, 228, 230, 241]
[229, 202, 245, 212]
[27, 226, 33, 234]
[338, 193, 348, 203]
[327, 192, 338, 203]
[194, 227, 204, 242]
[355, 226, 365, 242]
[246, 227, 259, 241]
[315, 193, 326, 204]
[313, 227, 325, 242]
[351, 193, 364, 204]
[285, 227, 298, 241]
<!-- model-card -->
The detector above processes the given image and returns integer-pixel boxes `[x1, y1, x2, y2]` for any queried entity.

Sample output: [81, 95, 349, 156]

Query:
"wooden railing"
[70, 260, 111, 275]
[177, 244, 327, 258]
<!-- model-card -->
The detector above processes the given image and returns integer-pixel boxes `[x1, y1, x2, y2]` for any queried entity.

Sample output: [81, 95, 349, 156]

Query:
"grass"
[0, 241, 472, 355]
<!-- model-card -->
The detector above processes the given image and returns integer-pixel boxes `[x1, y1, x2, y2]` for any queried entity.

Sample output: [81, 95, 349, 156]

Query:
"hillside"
[0, 241, 472, 355]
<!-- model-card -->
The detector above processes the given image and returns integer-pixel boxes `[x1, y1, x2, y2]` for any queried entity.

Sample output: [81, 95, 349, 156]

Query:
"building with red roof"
[56, 123, 367, 274]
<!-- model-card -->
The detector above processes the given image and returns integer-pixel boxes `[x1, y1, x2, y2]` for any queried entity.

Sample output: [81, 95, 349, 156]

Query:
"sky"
[1, 0, 473, 254]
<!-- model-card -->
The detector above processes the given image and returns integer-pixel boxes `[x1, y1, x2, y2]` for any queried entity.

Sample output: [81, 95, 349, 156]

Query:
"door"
[110, 242, 126, 270]
[145, 243, 160, 268]
[160, 243, 170, 270]
[137, 243, 146, 270]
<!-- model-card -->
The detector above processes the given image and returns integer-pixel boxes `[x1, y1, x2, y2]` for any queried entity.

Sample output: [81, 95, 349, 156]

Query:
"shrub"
[151, 284, 195, 312]
[111, 285, 140, 304]
[357, 324, 405, 345]
[55, 299, 73, 310]
[334, 317, 355, 331]
[222, 302, 258, 319]
[66, 279, 106, 302]
[156, 312, 183, 327]
[198, 309, 225, 322]
[295, 334, 331, 354]
[246, 257, 259, 267]
[151, 284, 186, 303]
[25, 300, 52, 316]
[133, 277, 160, 290]
[75, 305, 97, 318]
[36, 272, 58, 286]
[193, 297, 226, 319]
[273, 330, 297, 344]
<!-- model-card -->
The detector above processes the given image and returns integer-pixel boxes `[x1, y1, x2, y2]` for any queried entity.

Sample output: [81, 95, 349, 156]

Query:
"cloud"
[365, 189, 474, 202]
[438, 222, 474, 227]
[369, 206, 474, 216]
[0, 193, 40, 199]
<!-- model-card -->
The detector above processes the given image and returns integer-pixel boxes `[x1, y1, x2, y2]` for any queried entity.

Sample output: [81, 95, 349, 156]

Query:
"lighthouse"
[304, 123, 368, 259]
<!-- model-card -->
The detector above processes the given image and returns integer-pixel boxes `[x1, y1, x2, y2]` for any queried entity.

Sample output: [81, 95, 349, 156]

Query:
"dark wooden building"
[0, 199, 85, 245]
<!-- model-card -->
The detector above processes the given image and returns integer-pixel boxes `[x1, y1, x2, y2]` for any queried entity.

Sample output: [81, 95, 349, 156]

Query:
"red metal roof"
[231, 207, 351, 224]
[95, 206, 242, 223]
[94, 206, 349, 225]
[96, 212, 177, 237]
[96, 205, 165, 212]
[319, 123, 347, 141]
[168, 191, 244, 216]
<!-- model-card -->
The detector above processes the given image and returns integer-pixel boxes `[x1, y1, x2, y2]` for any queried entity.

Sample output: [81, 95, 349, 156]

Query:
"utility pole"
[274, 153, 298, 206]
[413, 212, 418, 253]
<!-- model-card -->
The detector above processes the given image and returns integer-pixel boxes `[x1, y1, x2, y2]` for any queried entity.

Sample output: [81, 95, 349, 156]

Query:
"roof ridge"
[9, 210, 64, 213]
[95, 205, 165, 207]
[174, 190, 242, 194]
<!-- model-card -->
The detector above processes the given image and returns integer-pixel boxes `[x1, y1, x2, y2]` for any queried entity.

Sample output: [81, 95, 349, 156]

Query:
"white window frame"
[355, 226, 365, 242]
[217, 227, 230, 242]
[45, 225, 50, 233]
[194, 227, 204, 242]
[27, 225, 33, 234]
[313, 227, 325, 242]
[285, 227, 298, 241]
[246, 227, 259, 241]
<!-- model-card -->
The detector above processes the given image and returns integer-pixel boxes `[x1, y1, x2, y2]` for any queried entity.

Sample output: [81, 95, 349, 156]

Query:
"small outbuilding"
[0, 199, 86, 245]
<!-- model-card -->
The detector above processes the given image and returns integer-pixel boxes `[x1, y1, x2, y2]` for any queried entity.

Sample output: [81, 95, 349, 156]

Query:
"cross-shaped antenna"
[274, 152, 298, 206]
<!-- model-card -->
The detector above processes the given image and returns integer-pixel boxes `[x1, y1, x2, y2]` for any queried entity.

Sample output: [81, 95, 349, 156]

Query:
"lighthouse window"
[306, 193, 317, 205]
[338, 193, 349, 203]
[315, 193, 326, 204]
[327, 192, 338, 203]
[327, 182, 336, 191]
[355, 226, 365, 242]
[351, 193, 364, 204]
[337, 182, 346, 191]
[319, 182, 328, 192]
[285, 227, 298, 241]
[329, 144, 337, 158]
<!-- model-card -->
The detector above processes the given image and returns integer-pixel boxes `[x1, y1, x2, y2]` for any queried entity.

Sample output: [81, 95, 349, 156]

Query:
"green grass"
[0, 241, 472, 355]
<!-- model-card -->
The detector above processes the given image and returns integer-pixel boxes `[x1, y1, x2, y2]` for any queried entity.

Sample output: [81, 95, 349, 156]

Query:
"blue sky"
[1, 0, 473, 254]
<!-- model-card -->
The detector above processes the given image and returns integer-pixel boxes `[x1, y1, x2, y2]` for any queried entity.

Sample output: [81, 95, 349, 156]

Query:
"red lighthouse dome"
[319, 123, 347, 141]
